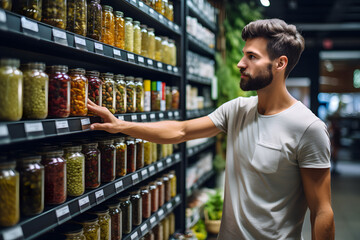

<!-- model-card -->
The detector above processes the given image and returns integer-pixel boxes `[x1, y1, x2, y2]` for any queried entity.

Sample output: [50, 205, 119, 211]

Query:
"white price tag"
[21, 17, 38, 32]
[166, 203, 172, 210]
[150, 216, 156, 224]
[75, 36, 86, 46]
[141, 114, 147, 121]
[81, 118, 90, 126]
[158, 209, 164, 217]
[2, 226, 23, 240]
[149, 165, 155, 173]
[127, 53, 135, 60]
[141, 224, 147, 232]
[132, 173, 139, 183]
[115, 180, 123, 193]
[24, 122, 43, 133]
[53, 29, 67, 39]
[55, 120, 69, 129]
[141, 169, 148, 178]
[139, 1, 144, 7]
[168, 21, 174, 28]
[147, 59, 154, 66]
[78, 196, 90, 212]
[157, 62, 163, 68]
[131, 232, 138, 240]
[166, 158, 172, 165]
[175, 195, 180, 203]
[167, 65, 172, 71]
[118, 116, 125, 121]
[175, 25, 180, 31]
[159, 112, 164, 119]
[56, 205, 71, 223]
[150, 113, 156, 120]
[0, 125, 9, 137]
[168, 111, 173, 118]
[188, 148, 194, 155]
[131, 0, 137, 4]
[131, 115, 137, 121]
[0, 9, 6, 23]
[157, 162, 163, 169]
[94, 42, 103, 51]
[159, 15, 164, 21]
[95, 189, 105, 203]
[174, 111, 180, 117]
[113, 48, 121, 57]
[173, 67, 179, 73]
[175, 153, 180, 160]
[149, 8, 155, 15]
[138, 56, 144, 63]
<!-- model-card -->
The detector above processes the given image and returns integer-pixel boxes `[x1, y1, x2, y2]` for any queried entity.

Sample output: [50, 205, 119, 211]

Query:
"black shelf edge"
[0, 10, 181, 77]
[0, 110, 181, 146]
[186, 0, 216, 33]
[123, 194, 182, 240]
[186, 108, 215, 120]
[0, 152, 182, 240]
[187, 34, 215, 57]
[187, 74, 212, 85]
[186, 169, 216, 197]
[186, 137, 216, 158]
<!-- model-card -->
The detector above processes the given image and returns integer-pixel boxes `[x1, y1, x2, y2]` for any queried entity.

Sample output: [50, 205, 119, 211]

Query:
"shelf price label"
[95, 189, 105, 204]
[94, 42, 104, 54]
[138, 56, 145, 64]
[2, 226, 24, 240]
[115, 180, 124, 193]
[167, 111, 173, 119]
[127, 53, 135, 62]
[140, 223, 148, 234]
[141, 114, 147, 121]
[131, 115, 138, 121]
[118, 115, 125, 121]
[113, 48, 122, 59]
[158, 209, 164, 218]
[74, 36, 87, 50]
[130, 232, 138, 240]
[147, 59, 154, 67]
[24, 122, 43, 133]
[158, 14, 164, 22]
[174, 24, 180, 32]
[132, 173, 139, 184]
[175, 153, 181, 161]
[0, 9, 6, 23]
[167, 65, 172, 72]
[158, 112, 164, 119]
[130, 0, 137, 5]
[150, 216, 156, 225]
[149, 8, 155, 16]
[168, 21, 174, 29]
[55, 120, 69, 134]
[138, 1, 144, 8]
[141, 169, 148, 179]
[78, 196, 90, 212]
[149, 165, 155, 174]
[0, 124, 9, 137]
[21, 17, 39, 38]
[52, 29, 68, 46]
[175, 195, 181, 203]
[157, 62, 163, 69]
[174, 111, 180, 118]
[56, 205, 71, 224]
[166, 202, 172, 210]
[188, 148, 194, 156]
[150, 113, 156, 121]
[157, 161, 163, 170]
[166, 157, 172, 165]
[173, 67, 179, 73]
[81, 118, 91, 130]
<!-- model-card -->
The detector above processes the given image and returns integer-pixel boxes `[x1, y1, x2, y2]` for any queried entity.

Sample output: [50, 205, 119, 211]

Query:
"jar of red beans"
[136, 138, 144, 170]
[98, 140, 116, 183]
[86, 70, 102, 116]
[82, 142, 101, 189]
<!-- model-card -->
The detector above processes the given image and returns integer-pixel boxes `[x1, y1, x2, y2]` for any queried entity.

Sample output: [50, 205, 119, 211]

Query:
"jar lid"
[140, 185, 149, 191]
[22, 62, 46, 71]
[171, 86, 179, 90]
[125, 17, 133, 21]
[0, 58, 20, 68]
[0, 159, 16, 168]
[134, 77, 143, 82]
[125, 136, 135, 141]
[113, 137, 125, 143]
[103, 5, 113, 12]
[98, 139, 114, 145]
[86, 70, 100, 77]
[147, 28, 154, 32]
[119, 195, 130, 201]
[168, 39, 175, 44]
[101, 72, 114, 78]
[69, 68, 85, 74]
[129, 189, 141, 195]
[115, 11, 124, 17]
[82, 142, 98, 148]
[106, 198, 121, 207]
[18, 155, 42, 163]
[41, 148, 64, 156]
[64, 145, 82, 152]
[114, 74, 125, 81]
[162, 175, 169, 181]
[156, 178, 164, 183]
[140, 24, 147, 29]
[136, 138, 143, 142]
[133, 21, 140, 25]
[56, 223, 83, 234]
[89, 205, 109, 214]
[50, 65, 68, 73]
[73, 213, 99, 223]
[125, 76, 135, 81]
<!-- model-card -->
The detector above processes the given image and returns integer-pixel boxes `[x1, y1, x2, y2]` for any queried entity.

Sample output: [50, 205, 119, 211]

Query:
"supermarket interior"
[0, 0, 359, 239]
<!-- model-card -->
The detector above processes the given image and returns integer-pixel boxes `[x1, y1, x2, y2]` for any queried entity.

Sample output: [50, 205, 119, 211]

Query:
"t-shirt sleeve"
[297, 120, 331, 168]
[208, 101, 230, 133]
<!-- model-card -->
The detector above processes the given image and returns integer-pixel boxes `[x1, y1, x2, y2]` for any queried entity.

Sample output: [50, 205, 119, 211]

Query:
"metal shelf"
[186, 0, 217, 33]
[186, 137, 216, 158]
[186, 108, 215, 120]
[187, 74, 212, 85]
[0, 153, 182, 240]
[186, 169, 216, 197]
[187, 34, 216, 57]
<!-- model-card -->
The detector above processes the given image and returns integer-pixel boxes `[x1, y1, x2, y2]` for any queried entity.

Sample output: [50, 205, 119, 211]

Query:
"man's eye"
[249, 55, 255, 59]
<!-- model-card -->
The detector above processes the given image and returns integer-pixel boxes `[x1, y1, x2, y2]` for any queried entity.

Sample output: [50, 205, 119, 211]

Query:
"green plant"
[205, 190, 223, 220]
[191, 219, 207, 240]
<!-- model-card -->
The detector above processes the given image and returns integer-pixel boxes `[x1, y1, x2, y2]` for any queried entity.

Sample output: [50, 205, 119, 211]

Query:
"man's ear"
[276, 56, 288, 71]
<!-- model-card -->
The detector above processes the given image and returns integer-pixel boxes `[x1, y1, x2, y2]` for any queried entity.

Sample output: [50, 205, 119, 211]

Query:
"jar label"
[21, 17, 38, 32]
[115, 180, 123, 193]
[0, 9, 6, 23]
[95, 189, 105, 203]
[74, 36, 87, 51]
[138, 56, 145, 64]
[113, 48, 121, 59]
[78, 196, 90, 212]
[2, 226, 24, 240]
[130, 232, 138, 240]
[56, 205, 71, 224]
[147, 59, 154, 67]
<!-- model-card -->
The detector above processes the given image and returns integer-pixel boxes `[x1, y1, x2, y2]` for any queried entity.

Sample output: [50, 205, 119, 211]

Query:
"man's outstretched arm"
[88, 100, 221, 144]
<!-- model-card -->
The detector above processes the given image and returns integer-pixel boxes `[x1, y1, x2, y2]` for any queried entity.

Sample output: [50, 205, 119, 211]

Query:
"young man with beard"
[88, 19, 335, 239]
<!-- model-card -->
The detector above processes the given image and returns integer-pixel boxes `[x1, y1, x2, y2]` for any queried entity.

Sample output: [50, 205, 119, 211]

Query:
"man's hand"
[87, 99, 121, 133]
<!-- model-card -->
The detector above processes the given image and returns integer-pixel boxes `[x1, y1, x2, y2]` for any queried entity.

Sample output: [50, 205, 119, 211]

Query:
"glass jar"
[87, 0, 102, 41]
[136, 138, 144, 170]
[171, 86, 180, 110]
[169, 212, 175, 235]
[156, 178, 165, 207]
[144, 230, 155, 240]
[149, 181, 158, 213]
[125, 76, 136, 113]
[155, 36, 162, 61]
[14, 0, 42, 21]
[168, 143, 173, 155]
[64, 145, 85, 197]
[168, 1, 174, 21]
[106, 199, 122, 240]
[42, 0, 67, 29]
[162, 174, 171, 202]
[168, 170, 176, 198]
[101, 5, 115, 46]
[162, 144, 167, 158]
[133, 21, 141, 55]
[140, 186, 151, 219]
[73, 213, 100, 240]
[20, 62, 48, 119]
[47, 65, 71, 118]
[129, 189, 142, 226]
[126, 136, 136, 173]
[98, 139, 116, 183]
[67, 0, 87, 36]
[41, 149, 66, 204]
[17, 155, 44, 215]
[82, 142, 100, 189]
[69, 68, 88, 116]
[147, 28, 155, 59]
[86, 70, 102, 116]
[101, 72, 116, 114]
[161, 217, 169, 240]
[114, 11, 125, 49]
[155, 0, 164, 15]
[161, 37, 170, 64]
[57, 223, 85, 240]
[168, 39, 177, 66]
[140, 25, 148, 57]
[151, 80, 160, 111]
[151, 142, 157, 163]
[114, 74, 126, 114]
[89, 206, 111, 240]
[165, 86, 172, 111]
[135, 77, 144, 112]
[144, 79, 151, 112]
[157, 144, 163, 161]
[153, 222, 163, 240]
[0, 160, 19, 227]
[114, 137, 127, 177]
[0, 0, 11, 10]
[124, 17, 134, 52]
[143, 140, 152, 166]
[0, 58, 23, 121]
[119, 195, 132, 234]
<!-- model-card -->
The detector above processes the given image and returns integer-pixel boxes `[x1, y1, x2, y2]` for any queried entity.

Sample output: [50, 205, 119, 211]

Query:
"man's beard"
[240, 63, 273, 91]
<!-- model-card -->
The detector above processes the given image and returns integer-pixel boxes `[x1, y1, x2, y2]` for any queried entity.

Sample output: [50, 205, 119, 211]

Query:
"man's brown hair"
[242, 18, 305, 78]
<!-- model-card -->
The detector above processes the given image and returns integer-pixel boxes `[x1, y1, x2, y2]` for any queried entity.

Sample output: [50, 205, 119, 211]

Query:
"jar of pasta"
[89, 206, 111, 240]
[126, 136, 136, 173]
[0, 0, 11, 10]
[133, 21, 141, 55]
[101, 72, 116, 114]
[106, 199, 122, 240]
[57, 223, 85, 240]
[17, 155, 44, 215]
[81, 142, 100, 189]
[168, 170, 176, 198]
[136, 138, 144, 170]
[86, 70, 102, 116]
[14, 0, 42, 21]
[87, 0, 102, 41]
[135, 77, 144, 112]
[47, 65, 71, 118]
[67, 0, 87, 36]
[64, 145, 85, 197]
[101, 5, 115, 46]
[21, 62, 49, 119]
[129, 189, 142, 226]
[119, 195, 132, 234]
[140, 25, 148, 57]
[124, 17, 134, 52]
[155, 36, 162, 61]
[171, 86, 179, 110]
[0, 58, 23, 121]
[98, 139, 116, 183]
[0, 159, 19, 227]
[115, 11, 125, 49]
[147, 28, 155, 59]
[148, 181, 158, 213]
[143, 140, 152, 166]
[114, 74, 126, 114]
[42, 0, 67, 29]
[140, 185, 151, 219]
[69, 68, 88, 116]
[114, 137, 127, 177]
[168, 39, 177, 66]
[73, 213, 100, 240]
[125, 76, 136, 113]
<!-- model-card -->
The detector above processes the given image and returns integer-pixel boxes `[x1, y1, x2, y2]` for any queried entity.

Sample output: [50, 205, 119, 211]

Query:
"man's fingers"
[90, 123, 110, 131]
[88, 99, 96, 106]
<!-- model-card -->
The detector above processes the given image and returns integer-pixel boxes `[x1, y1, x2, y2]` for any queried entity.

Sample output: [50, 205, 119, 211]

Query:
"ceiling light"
[260, 0, 270, 7]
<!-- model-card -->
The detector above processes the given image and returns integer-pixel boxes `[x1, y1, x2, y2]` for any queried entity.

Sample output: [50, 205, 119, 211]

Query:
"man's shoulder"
[223, 95, 258, 109]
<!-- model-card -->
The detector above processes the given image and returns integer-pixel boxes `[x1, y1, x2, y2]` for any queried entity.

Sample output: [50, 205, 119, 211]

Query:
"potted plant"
[204, 190, 223, 234]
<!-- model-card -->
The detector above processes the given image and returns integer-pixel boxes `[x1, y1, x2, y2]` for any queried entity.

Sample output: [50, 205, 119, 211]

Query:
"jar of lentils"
[64, 145, 85, 197]
[125, 76, 136, 113]
[114, 74, 127, 114]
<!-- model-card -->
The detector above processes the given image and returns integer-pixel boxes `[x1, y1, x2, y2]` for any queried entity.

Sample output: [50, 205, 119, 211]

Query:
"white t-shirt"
[208, 96, 330, 240]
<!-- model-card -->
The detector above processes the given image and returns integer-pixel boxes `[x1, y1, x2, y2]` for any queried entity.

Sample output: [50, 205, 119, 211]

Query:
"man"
[88, 19, 335, 240]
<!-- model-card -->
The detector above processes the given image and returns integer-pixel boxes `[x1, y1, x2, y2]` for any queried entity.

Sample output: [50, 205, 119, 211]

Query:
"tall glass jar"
[86, 70, 102, 116]
[168, 39, 177, 66]
[0, 0, 11, 10]
[147, 28, 155, 59]
[155, 36, 162, 61]
[14, 0, 42, 21]
[0, 160, 19, 227]
[165, 86, 172, 111]
[114, 74, 126, 114]
[161, 36, 170, 64]
[156, 178, 165, 207]
[136, 138, 144, 170]
[162, 174, 171, 202]
[171, 86, 179, 110]
[155, 0, 164, 15]
[129, 189, 142, 226]
[161, 217, 169, 240]
[67, 0, 87, 36]
[168, 212, 175, 235]
[64, 145, 85, 197]
[89, 206, 111, 240]
[144, 230, 155, 240]
[20, 62, 48, 119]
[98, 139, 116, 183]
[101, 72, 116, 114]
[87, 0, 102, 41]
[41, 149, 66, 205]
[151, 80, 160, 111]
[153, 222, 163, 240]
[114, 11, 125, 49]
[135, 77, 144, 112]
[144, 79, 151, 112]
[42, 0, 67, 29]
[106, 199, 122, 240]
[140, 186, 151, 219]
[140, 25, 148, 57]
[0, 58, 23, 121]
[47, 65, 71, 118]
[151, 142, 157, 163]
[133, 21, 141, 55]
[168, 1, 174, 21]
[126, 136, 136, 173]
[157, 144, 163, 161]
[119, 195, 132, 234]
[82, 142, 100, 189]
[143, 140, 152, 166]
[17, 155, 44, 215]
[168, 170, 176, 198]
[69, 68, 88, 116]
[73, 213, 100, 240]
[114, 137, 127, 177]
[162, 144, 168, 158]
[101, 5, 115, 46]
[125, 76, 136, 113]
[57, 223, 85, 240]
[149, 181, 158, 213]
[124, 17, 134, 52]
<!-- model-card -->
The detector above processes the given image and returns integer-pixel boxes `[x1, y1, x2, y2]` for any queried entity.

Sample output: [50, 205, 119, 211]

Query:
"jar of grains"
[42, 0, 67, 29]
[64, 145, 85, 197]
[114, 137, 127, 177]
[101, 72, 116, 114]
[81, 142, 101, 189]
[87, 0, 102, 41]
[98, 139, 116, 183]
[114, 74, 127, 114]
